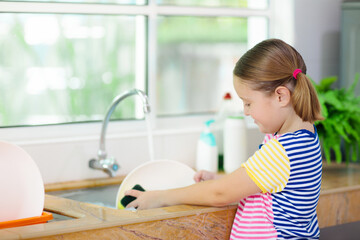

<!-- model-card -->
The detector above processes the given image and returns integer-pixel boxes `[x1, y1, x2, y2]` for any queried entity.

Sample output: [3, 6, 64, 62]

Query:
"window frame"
[0, 0, 288, 143]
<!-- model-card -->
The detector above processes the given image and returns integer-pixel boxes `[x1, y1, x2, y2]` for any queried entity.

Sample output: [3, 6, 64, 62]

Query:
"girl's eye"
[245, 103, 251, 107]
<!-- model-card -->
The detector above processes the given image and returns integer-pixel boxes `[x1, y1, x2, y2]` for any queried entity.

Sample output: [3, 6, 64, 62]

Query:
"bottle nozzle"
[205, 119, 215, 127]
[224, 92, 232, 100]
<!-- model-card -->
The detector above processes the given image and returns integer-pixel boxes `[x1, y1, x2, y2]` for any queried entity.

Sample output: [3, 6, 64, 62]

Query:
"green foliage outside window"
[0, 14, 140, 126]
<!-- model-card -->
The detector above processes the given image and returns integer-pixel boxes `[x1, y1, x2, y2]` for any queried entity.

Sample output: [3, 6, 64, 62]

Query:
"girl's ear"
[274, 86, 291, 106]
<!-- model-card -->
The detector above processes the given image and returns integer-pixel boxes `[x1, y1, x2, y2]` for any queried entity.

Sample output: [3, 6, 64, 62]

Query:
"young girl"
[125, 38, 324, 239]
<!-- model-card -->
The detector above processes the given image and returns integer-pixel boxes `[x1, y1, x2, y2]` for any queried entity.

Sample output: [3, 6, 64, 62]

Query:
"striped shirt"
[230, 127, 322, 239]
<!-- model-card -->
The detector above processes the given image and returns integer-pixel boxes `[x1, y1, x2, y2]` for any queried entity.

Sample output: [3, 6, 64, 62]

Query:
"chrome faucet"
[89, 89, 151, 177]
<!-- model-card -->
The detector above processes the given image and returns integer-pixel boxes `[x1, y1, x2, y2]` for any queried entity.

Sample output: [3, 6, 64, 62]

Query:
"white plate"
[0, 141, 44, 222]
[116, 159, 196, 209]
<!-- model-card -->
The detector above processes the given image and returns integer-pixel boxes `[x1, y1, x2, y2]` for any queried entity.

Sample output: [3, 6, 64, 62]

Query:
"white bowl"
[0, 141, 44, 222]
[116, 159, 196, 209]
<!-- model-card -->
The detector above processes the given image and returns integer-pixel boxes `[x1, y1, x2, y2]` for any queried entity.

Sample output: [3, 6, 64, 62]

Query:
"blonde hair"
[233, 38, 323, 123]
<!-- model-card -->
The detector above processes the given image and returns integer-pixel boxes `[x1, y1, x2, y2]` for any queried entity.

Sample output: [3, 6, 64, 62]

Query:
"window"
[0, 13, 146, 126]
[0, 0, 269, 127]
[157, 15, 267, 115]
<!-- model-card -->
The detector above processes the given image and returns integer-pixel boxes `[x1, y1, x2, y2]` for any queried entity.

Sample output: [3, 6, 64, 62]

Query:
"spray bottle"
[196, 119, 218, 172]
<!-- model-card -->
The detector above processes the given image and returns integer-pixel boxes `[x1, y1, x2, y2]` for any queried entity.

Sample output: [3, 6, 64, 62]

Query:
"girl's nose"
[244, 108, 250, 116]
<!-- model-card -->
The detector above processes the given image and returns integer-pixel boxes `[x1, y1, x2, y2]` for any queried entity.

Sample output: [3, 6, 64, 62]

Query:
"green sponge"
[120, 184, 146, 208]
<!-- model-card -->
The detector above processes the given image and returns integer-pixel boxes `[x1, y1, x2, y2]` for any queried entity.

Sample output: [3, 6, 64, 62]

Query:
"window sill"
[0, 114, 213, 146]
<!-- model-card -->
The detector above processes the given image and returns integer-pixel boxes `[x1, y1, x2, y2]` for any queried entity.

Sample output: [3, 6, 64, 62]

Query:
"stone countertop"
[0, 194, 237, 239]
[320, 163, 360, 194]
[317, 163, 360, 228]
[0, 162, 359, 239]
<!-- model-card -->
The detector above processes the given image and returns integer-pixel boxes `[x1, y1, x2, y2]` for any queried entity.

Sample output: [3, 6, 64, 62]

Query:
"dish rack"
[0, 212, 53, 229]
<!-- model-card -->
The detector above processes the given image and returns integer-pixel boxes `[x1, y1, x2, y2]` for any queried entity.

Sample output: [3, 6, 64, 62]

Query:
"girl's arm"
[125, 167, 261, 210]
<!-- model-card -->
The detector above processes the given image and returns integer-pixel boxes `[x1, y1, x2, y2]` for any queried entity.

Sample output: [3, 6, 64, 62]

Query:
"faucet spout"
[89, 89, 151, 177]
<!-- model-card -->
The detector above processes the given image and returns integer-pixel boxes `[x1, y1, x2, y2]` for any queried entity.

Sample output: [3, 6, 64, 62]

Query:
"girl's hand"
[125, 168, 260, 210]
[124, 189, 165, 210]
[194, 170, 220, 182]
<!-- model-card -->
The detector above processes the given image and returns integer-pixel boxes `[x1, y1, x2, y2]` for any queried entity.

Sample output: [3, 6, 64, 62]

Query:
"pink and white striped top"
[231, 193, 277, 239]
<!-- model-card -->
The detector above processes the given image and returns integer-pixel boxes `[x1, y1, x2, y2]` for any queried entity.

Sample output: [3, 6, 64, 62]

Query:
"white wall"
[21, 129, 200, 184]
[293, 0, 343, 83]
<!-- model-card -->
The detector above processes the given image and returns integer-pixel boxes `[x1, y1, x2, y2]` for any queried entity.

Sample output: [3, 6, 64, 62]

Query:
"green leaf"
[346, 72, 360, 95]
[351, 142, 358, 162]
[343, 121, 360, 141]
[323, 91, 344, 110]
[316, 76, 337, 92]
[333, 123, 350, 142]
[321, 138, 332, 164]
[333, 142, 342, 163]
[344, 142, 350, 164]
[317, 93, 328, 118]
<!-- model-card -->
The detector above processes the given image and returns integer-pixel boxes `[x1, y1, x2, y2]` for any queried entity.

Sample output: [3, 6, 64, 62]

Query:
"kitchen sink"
[48, 184, 120, 209]
[48, 212, 73, 222]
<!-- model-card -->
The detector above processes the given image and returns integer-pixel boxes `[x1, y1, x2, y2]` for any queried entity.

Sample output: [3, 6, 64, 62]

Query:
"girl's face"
[233, 76, 287, 134]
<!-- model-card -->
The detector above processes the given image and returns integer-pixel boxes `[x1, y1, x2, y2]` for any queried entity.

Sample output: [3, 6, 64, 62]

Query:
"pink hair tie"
[293, 69, 302, 79]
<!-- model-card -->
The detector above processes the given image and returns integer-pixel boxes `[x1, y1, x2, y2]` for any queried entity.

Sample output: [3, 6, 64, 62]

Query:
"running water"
[145, 113, 155, 162]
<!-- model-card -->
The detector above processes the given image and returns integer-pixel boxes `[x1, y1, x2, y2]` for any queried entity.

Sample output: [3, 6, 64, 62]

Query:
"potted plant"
[313, 74, 360, 164]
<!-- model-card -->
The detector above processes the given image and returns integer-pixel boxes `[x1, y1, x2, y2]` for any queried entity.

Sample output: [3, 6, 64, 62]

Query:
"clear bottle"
[196, 119, 218, 172]
[223, 116, 247, 173]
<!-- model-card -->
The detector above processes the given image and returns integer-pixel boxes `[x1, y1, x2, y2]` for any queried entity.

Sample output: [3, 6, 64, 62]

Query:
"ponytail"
[291, 72, 324, 122]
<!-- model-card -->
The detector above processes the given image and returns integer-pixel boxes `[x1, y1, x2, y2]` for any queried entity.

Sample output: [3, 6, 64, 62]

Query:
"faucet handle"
[107, 157, 119, 172]
[88, 157, 120, 177]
